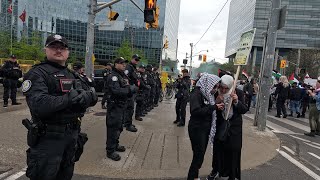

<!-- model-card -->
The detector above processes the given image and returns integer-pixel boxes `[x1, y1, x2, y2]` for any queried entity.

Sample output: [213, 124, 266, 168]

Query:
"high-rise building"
[225, 0, 320, 69]
[0, 0, 181, 65]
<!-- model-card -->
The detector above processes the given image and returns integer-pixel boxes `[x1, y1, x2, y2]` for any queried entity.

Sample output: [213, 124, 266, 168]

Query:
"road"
[242, 108, 320, 180]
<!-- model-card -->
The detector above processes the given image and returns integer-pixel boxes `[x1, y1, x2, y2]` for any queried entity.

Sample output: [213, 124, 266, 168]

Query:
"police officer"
[145, 65, 156, 111]
[1, 55, 22, 107]
[106, 57, 136, 161]
[174, 69, 191, 127]
[153, 67, 162, 107]
[22, 34, 98, 180]
[72, 61, 95, 87]
[101, 63, 112, 109]
[135, 65, 150, 120]
[124, 54, 140, 132]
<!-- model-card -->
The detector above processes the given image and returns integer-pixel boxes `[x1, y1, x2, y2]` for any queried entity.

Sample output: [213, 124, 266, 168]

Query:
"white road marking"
[277, 149, 320, 180]
[0, 171, 12, 179]
[269, 115, 309, 132]
[289, 135, 311, 143]
[4, 167, 26, 180]
[282, 146, 296, 155]
[304, 142, 320, 150]
[308, 152, 320, 161]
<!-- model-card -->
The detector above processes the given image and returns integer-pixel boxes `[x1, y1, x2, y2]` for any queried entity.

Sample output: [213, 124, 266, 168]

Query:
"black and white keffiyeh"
[196, 73, 221, 146]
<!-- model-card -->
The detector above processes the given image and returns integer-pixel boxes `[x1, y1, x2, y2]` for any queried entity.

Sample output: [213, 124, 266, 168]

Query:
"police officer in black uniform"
[1, 55, 22, 107]
[72, 61, 95, 87]
[101, 63, 112, 109]
[153, 67, 162, 107]
[135, 65, 150, 120]
[22, 34, 98, 180]
[146, 64, 155, 111]
[106, 57, 136, 161]
[174, 69, 191, 127]
[124, 54, 140, 132]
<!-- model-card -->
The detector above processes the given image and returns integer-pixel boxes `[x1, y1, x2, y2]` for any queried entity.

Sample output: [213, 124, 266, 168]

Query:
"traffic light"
[108, 10, 119, 21]
[164, 39, 169, 49]
[145, 4, 159, 29]
[203, 54, 207, 62]
[144, 0, 156, 24]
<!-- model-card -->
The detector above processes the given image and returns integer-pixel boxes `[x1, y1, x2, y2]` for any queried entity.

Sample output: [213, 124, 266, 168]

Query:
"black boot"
[116, 145, 126, 152]
[107, 152, 121, 161]
[12, 101, 21, 105]
[126, 125, 138, 132]
[305, 131, 316, 137]
[135, 116, 143, 121]
[173, 120, 179, 124]
[3, 101, 8, 108]
[177, 122, 185, 127]
[297, 113, 300, 118]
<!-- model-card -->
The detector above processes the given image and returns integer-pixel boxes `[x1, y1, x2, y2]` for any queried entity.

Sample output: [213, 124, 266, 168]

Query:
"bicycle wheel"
[165, 89, 174, 100]
[159, 91, 163, 102]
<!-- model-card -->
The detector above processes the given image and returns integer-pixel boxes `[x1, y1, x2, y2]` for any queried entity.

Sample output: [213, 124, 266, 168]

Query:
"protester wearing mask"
[187, 73, 224, 180]
[207, 75, 248, 180]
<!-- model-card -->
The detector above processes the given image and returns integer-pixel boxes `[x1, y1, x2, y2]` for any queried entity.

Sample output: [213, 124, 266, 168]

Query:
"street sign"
[234, 29, 256, 65]
[98, 21, 125, 31]
[280, 60, 286, 68]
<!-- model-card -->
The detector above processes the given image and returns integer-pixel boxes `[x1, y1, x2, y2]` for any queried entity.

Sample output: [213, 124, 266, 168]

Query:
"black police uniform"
[106, 67, 131, 160]
[124, 62, 138, 131]
[153, 71, 162, 106]
[175, 75, 191, 126]
[22, 60, 97, 180]
[135, 70, 150, 119]
[1, 60, 22, 105]
[101, 68, 112, 108]
[146, 66, 156, 110]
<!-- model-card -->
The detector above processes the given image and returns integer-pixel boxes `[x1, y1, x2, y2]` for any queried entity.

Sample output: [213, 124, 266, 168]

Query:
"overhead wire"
[194, 0, 230, 47]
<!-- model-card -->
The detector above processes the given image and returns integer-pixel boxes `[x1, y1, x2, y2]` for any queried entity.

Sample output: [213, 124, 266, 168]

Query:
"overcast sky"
[177, 0, 231, 68]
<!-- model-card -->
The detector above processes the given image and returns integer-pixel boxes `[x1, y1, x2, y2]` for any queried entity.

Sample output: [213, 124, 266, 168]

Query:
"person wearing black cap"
[21, 34, 97, 179]
[106, 57, 136, 161]
[174, 69, 191, 126]
[101, 63, 113, 109]
[135, 65, 150, 120]
[153, 67, 162, 107]
[123, 54, 140, 132]
[145, 64, 156, 111]
[72, 61, 95, 87]
[1, 54, 22, 107]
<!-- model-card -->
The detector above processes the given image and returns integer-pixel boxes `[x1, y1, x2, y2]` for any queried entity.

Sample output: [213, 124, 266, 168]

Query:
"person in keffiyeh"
[207, 74, 248, 180]
[187, 73, 224, 180]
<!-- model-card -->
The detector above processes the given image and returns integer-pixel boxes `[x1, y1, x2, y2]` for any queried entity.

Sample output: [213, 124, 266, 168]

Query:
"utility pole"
[296, 49, 301, 75]
[189, 43, 193, 75]
[255, 0, 281, 131]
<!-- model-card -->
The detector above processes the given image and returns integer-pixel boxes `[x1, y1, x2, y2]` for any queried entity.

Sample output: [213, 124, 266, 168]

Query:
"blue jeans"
[252, 95, 257, 107]
[290, 100, 301, 114]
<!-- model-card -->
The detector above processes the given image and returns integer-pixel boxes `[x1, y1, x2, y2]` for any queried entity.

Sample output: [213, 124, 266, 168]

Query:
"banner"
[234, 29, 256, 65]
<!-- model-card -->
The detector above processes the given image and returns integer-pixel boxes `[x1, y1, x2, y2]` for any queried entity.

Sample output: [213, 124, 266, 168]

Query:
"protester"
[304, 80, 320, 137]
[275, 76, 290, 118]
[243, 79, 253, 110]
[252, 79, 259, 107]
[288, 82, 302, 117]
[300, 83, 310, 118]
[207, 75, 247, 180]
[187, 73, 223, 180]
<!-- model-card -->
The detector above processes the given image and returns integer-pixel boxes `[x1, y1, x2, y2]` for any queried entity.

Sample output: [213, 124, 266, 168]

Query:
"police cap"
[73, 61, 84, 70]
[114, 57, 128, 64]
[45, 34, 69, 48]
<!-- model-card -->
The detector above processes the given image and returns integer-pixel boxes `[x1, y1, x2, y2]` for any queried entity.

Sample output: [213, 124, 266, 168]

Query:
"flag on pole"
[19, 9, 26, 22]
[242, 69, 249, 79]
[7, 4, 12, 13]
[288, 73, 299, 84]
[272, 70, 281, 79]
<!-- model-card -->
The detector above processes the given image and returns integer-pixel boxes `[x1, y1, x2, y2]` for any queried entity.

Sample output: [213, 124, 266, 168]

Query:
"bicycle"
[164, 83, 175, 99]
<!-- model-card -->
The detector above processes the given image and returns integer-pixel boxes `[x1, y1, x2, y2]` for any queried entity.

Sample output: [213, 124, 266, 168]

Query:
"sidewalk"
[75, 100, 280, 179]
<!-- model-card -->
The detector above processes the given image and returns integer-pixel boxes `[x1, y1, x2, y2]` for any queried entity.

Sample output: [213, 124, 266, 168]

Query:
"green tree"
[219, 62, 237, 74]
[116, 39, 148, 65]
[0, 31, 11, 58]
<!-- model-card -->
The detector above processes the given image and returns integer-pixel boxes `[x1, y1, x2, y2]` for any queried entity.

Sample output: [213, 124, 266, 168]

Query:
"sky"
[177, 0, 231, 68]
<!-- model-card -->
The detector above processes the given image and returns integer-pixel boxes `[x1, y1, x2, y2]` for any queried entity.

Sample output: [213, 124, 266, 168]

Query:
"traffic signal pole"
[255, 0, 281, 131]
[189, 43, 194, 75]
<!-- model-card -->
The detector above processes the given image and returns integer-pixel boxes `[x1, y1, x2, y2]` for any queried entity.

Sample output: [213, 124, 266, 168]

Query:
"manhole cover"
[94, 112, 106, 116]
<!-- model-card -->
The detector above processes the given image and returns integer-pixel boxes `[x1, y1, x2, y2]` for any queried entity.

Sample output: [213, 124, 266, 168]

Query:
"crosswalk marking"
[282, 146, 296, 155]
[308, 152, 320, 161]
[304, 142, 320, 150]
[268, 115, 310, 132]
[267, 121, 298, 134]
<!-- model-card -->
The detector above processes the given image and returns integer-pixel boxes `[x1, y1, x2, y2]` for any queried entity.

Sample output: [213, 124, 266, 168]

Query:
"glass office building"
[0, 0, 181, 65]
[225, 0, 320, 66]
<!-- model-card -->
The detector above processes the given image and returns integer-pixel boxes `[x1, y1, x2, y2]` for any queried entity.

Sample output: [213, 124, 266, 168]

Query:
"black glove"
[77, 89, 98, 108]
[68, 89, 81, 105]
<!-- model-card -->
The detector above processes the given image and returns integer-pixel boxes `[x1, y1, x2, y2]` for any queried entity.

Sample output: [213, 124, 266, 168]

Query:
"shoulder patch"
[112, 76, 118, 81]
[22, 80, 32, 93]
[124, 70, 129, 75]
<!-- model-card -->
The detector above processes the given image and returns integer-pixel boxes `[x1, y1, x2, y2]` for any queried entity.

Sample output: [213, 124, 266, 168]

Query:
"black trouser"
[135, 95, 144, 117]
[175, 97, 188, 124]
[268, 95, 272, 111]
[246, 95, 252, 109]
[101, 92, 109, 105]
[276, 98, 287, 116]
[3, 78, 18, 103]
[154, 86, 160, 105]
[301, 101, 308, 116]
[187, 126, 210, 180]
[149, 86, 155, 107]
[106, 102, 125, 153]
[26, 125, 79, 180]
[124, 96, 135, 127]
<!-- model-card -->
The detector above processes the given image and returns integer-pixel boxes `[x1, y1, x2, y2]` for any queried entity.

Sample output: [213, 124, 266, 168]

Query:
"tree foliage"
[116, 39, 148, 65]
[219, 62, 237, 74]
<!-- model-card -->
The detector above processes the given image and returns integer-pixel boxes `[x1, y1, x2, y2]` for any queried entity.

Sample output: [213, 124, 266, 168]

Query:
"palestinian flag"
[272, 70, 281, 79]
[242, 69, 249, 79]
[288, 73, 299, 84]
